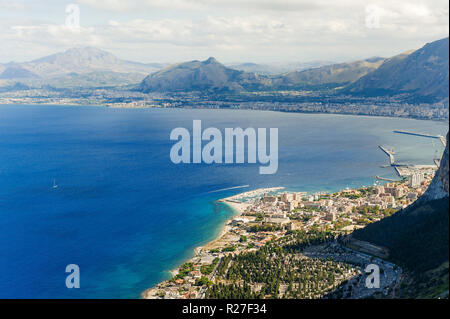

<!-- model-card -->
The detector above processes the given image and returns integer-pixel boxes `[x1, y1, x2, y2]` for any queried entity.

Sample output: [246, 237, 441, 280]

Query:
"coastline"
[1, 103, 447, 123]
[194, 187, 284, 253]
[140, 167, 435, 299]
[141, 187, 283, 298]
[0, 104, 445, 298]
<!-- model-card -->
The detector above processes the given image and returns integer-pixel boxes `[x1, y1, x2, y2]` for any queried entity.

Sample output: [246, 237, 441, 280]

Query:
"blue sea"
[0, 104, 447, 298]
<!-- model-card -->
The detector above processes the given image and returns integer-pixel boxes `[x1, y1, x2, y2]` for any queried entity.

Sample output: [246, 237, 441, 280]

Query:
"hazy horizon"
[0, 40, 445, 66]
[0, 0, 448, 64]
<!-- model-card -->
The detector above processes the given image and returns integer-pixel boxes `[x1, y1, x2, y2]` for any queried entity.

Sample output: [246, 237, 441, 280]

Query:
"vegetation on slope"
[353, 197, 449, 298]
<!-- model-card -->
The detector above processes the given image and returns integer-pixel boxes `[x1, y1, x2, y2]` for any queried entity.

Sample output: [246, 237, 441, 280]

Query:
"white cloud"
[0, 0, 24, 10]
[77, 0, 321, 12]
[0, 0, 448, 63]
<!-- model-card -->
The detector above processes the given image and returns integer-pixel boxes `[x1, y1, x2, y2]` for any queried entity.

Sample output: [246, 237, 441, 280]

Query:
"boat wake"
[207, 185, 250, 193]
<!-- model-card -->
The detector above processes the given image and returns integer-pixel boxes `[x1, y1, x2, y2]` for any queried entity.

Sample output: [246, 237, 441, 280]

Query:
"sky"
[0, 0, 448, 64]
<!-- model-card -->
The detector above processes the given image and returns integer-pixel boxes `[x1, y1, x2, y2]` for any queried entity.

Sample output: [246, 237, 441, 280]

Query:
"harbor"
[393, 130, 447, 146]
[377, 129, 445, 179]
[378, 145, 395, 165]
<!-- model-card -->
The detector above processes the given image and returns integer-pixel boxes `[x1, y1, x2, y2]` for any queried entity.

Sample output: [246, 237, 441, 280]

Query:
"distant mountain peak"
[205, 57, 219, 64]
[9, 47, 162, 80]
[32, 46, 119, 64]
[139, 57, 248, 93]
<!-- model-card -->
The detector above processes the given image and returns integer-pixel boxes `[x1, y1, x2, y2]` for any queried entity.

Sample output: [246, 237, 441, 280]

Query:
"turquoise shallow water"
[0, 104, 447, 298]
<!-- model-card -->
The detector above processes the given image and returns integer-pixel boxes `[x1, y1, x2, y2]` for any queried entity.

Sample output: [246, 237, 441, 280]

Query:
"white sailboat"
[53, 179, 58, 189]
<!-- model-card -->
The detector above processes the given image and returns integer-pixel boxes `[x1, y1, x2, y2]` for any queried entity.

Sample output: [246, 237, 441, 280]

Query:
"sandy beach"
[142, 187, 284, 298]
[198, 187, 284, 251]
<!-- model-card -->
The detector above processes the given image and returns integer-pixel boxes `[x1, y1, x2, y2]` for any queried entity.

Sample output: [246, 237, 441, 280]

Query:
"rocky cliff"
[421, 132, 449, 202]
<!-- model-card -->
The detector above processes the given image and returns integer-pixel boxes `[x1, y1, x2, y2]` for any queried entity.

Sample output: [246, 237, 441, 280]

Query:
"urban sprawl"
[143, 164, 437, 299]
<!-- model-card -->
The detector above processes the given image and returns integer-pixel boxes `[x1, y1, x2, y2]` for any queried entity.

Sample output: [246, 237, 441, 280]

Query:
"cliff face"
[421, 132, 449, 201]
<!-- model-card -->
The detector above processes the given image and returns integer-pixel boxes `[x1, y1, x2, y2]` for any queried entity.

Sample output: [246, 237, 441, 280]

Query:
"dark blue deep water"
[0, 104, 447, 298]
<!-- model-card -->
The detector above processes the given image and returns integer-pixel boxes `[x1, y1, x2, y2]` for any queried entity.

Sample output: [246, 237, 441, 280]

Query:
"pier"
[374, 176, 399, 182]
[393, 130, 447, 146]
[394, 166, 401, 177]
[378, 145, 395, 165]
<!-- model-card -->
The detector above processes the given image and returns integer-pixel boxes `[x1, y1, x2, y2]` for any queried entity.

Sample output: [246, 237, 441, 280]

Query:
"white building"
[409, 172, 424, 188]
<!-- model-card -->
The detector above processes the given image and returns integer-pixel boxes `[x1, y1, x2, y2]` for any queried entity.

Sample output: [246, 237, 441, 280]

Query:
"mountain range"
[1, 37, 448, 103]
[138, 37, 449, 102]
[138, 57, 273, 93]
[269, 57, 385, 90]
[0, 47, 165, 88]
[226, 60, 335, 75]
[347, 37, 449, 103]
[138, 56, 386, 93]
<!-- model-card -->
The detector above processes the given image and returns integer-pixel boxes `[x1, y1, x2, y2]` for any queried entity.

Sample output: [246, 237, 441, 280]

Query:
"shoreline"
[1, 102, 447, 123]
[140, 167, 435, 299]
[141, 187, 283, 298]
[198, 187, 285, 251]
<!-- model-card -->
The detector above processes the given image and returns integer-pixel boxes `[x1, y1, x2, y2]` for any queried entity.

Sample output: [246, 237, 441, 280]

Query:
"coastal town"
[143, 164, 437, 299]
[0, 88, 447, 121]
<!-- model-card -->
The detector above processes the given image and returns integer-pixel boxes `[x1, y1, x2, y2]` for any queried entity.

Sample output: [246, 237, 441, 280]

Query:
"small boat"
[53, 179, 58, 189]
